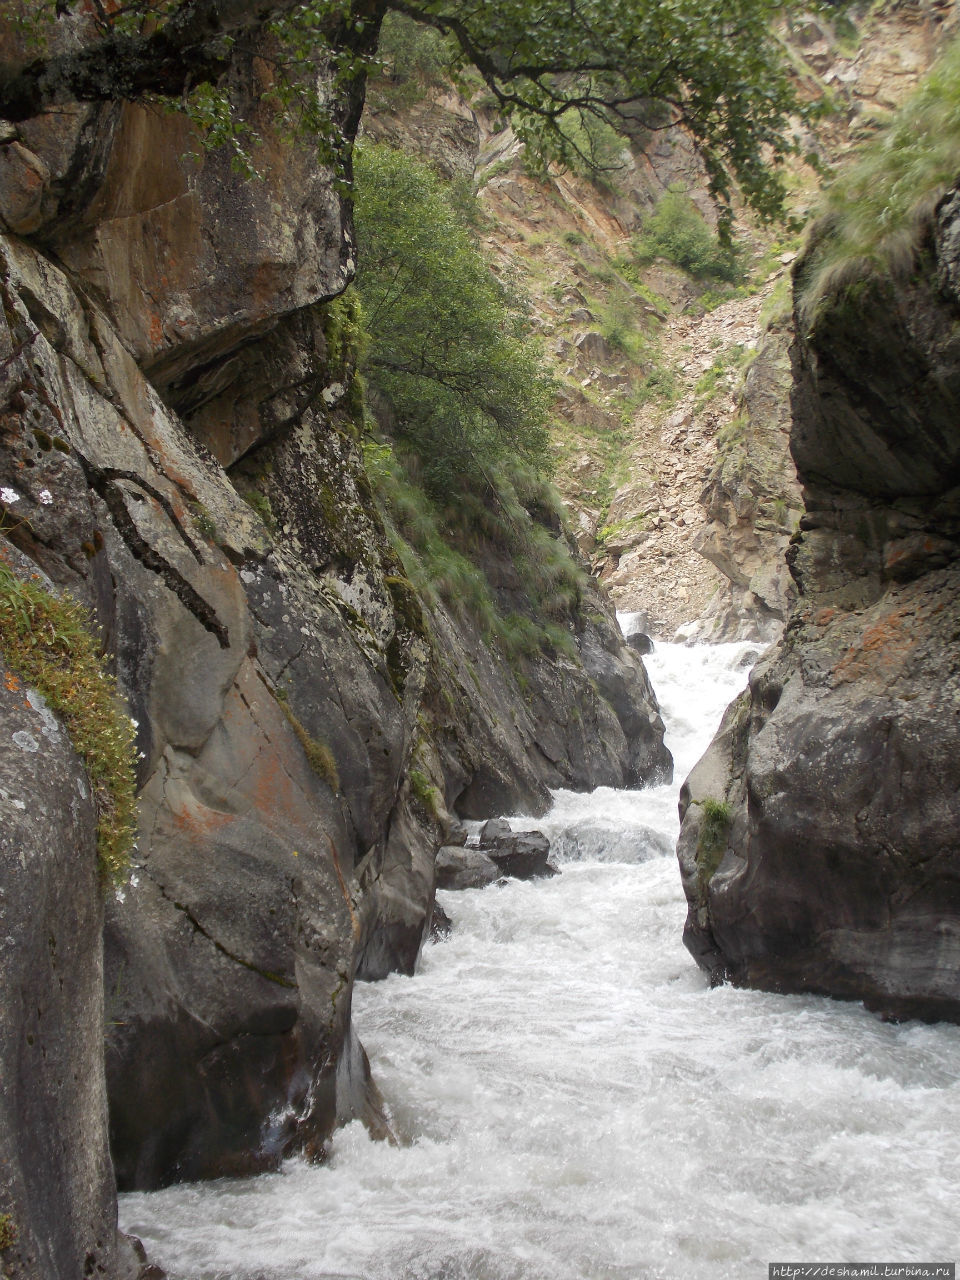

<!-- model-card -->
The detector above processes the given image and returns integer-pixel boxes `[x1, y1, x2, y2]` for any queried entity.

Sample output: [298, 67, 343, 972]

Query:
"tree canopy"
[354, 142, 552, 498]
[0, 0, 811, 221]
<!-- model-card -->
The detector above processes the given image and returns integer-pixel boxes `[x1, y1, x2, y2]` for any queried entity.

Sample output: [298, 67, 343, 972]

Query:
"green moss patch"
[274, 690, 340, 793]
[0, 1213, 16, 1251]
[696, 797, 733, 888]
[0, 561, 137, 885]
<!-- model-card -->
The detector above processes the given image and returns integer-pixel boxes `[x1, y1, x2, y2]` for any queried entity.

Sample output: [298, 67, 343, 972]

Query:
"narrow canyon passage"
[119, 639, 960, 1280]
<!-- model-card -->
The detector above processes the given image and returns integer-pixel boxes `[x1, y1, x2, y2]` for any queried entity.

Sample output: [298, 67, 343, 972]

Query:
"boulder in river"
[435, 846, 503, 891]
[625, 631, 655, 655]
[441, 822, 558, 886]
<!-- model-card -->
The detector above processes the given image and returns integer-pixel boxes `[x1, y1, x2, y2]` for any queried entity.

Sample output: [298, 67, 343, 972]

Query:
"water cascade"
[120, 639, 960, 1279]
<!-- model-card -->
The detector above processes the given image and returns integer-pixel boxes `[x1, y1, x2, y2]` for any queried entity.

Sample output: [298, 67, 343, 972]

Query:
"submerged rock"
[679, 184, 960, 1022]
[485, 831, 558, 881]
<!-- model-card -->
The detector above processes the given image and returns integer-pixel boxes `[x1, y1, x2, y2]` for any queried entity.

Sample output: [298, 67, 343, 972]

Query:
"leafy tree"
[0, 0, 812, 223]
[354, 142, 551, 498]
[636, 186, 743, 281]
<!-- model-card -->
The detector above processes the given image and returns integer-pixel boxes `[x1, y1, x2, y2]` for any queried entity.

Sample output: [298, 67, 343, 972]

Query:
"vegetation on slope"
[354, 142, 553, 500]
[799, 33, 960, 322]
[353, 142, 587, 661]
[3, 0, 814, 226]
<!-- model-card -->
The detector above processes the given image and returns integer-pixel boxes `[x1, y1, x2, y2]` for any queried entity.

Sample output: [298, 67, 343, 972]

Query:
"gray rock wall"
[0, 650, 121, 1279]
[0, 28, 670, 1273]
[678, 186, 960, 1021]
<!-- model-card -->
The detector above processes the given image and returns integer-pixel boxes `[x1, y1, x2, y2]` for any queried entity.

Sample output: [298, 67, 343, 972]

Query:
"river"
[119, 638, 960, 1279]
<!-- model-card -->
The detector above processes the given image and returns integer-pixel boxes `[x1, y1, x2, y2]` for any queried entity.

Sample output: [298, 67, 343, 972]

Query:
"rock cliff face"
[0, 28, 669, 1278]
[690, 308, 803, 641]
[0, 614, 136, 1280]
[678, 187, 960, 1022]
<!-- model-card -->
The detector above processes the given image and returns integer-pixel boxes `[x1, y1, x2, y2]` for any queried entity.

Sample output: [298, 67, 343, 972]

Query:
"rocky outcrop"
[691, 310, 803, 641]
[0, 19, 670, 1271]
[0, 642, 128, 1280]
[679, 186, 960, 1021]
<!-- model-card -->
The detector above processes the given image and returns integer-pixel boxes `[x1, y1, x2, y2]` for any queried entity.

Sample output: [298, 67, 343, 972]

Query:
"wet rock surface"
[440, 821, 558, 889]
[679, 186, 960, 1022]
[0, 663, 119, 1280]
[0, 38, 671, 1273]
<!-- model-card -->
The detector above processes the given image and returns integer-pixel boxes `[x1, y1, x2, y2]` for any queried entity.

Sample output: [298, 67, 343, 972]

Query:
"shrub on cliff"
[354, 142, 553, 499]
[635, 187, 743, 282]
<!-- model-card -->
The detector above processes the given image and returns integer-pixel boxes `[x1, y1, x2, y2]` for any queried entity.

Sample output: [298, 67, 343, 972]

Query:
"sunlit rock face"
[679, 187, 960, 1023]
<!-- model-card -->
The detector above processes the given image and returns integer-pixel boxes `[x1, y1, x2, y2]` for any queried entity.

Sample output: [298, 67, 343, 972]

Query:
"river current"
[119, 637, 960, 1279]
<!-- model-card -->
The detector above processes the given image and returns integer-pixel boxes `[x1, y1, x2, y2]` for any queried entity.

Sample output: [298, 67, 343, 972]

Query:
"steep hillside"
[367, 0, 955, 639]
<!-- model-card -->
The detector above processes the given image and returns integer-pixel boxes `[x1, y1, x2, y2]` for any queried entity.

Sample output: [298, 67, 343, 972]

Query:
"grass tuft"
[275, 692, 340, 793]
[799, 35, 960, 325]
[0, 560, 137, 885]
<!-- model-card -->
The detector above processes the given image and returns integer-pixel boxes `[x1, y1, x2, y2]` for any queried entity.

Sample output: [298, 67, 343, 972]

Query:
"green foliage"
[275, 692, 340, 793]
[354, 142, 553, 500]
[696, 797, 733, 885]
[369, 11, 454, 107]
[400, 0, 811, 223]
[8, 0, 812, 226]
[0, 1213, 15, 1251]
[799, 34, 960, 322]
[365, 438, 583, 664]
[0, 560, 137, 884]
[635, 187, 744, 281]
[409, 767, 443, 818]
[597, 290, 652, 365]
[527, 105, 629, 182]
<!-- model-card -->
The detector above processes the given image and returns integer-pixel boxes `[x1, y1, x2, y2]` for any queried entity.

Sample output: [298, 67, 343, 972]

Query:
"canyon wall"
[0, 39, 669, 1278]
[678, 186, 960, 1022]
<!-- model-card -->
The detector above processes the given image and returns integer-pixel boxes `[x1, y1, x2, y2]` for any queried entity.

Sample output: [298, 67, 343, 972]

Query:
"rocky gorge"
[0, 13, 670, 1277]
[1, 1, 960, 1277]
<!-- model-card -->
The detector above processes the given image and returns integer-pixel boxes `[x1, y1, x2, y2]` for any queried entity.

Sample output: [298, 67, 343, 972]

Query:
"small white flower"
[37, 489, 53, 505]
[0, 486, 20, 504]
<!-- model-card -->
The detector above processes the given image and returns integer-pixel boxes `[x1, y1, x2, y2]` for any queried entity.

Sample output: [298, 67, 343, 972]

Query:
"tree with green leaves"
[0, 0, 811, 223]
[354, 142, 551, 498]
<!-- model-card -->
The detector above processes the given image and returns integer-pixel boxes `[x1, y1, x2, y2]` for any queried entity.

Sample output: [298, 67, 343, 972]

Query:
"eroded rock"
[679, 185, 960, 1021]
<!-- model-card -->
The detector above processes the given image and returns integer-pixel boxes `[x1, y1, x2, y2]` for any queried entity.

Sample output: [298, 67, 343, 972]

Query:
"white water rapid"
[120, 639, 960, 1279]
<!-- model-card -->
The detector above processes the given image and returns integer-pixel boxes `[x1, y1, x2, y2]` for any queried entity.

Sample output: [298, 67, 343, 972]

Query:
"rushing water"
[120, 639, 960, 1279]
